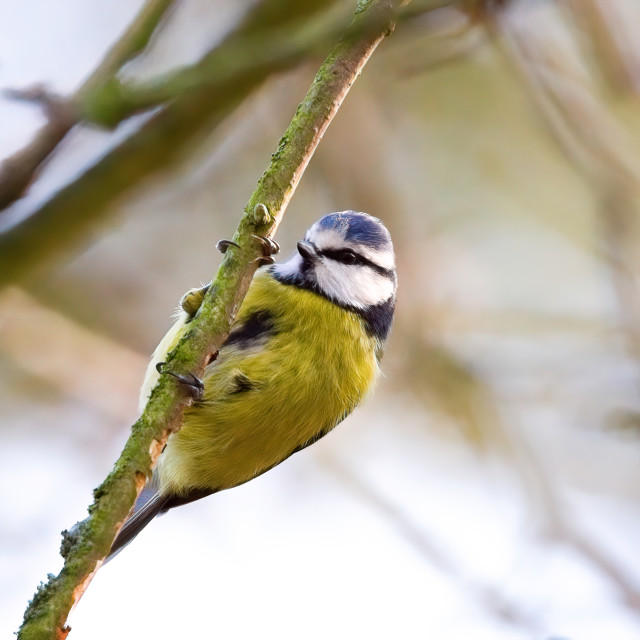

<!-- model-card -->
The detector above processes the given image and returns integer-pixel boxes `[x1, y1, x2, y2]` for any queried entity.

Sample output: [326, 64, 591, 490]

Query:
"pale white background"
[2, 2, 640, 639]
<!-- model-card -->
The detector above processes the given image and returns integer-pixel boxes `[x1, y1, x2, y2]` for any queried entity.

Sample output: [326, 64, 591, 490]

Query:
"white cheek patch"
[314, 262, 395, 308]
[273, 253, 303, 279]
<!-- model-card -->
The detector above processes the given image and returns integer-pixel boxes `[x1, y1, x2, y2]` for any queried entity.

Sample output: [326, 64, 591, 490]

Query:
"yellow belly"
[155, 270, 381, 495]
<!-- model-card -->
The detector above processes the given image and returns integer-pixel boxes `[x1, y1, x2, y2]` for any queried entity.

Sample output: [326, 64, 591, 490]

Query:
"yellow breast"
[156, 270, 381, 495]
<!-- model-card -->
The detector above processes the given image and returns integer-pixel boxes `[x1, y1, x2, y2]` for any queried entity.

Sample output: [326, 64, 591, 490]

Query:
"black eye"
[338, 250, 357, 264]
[320, 248, 361, 265]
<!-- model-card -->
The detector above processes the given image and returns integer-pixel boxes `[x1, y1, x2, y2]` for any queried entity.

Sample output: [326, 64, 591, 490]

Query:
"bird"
[108, 210, 397, 559]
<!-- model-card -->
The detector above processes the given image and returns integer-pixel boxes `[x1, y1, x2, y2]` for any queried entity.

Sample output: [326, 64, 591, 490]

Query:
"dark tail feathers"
[106, 486, 171, 562]
[106, 485, 215, 562]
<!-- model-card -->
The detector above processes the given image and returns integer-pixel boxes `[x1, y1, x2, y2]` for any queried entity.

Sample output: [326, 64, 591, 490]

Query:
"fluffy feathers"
[109, 211, 395, 559]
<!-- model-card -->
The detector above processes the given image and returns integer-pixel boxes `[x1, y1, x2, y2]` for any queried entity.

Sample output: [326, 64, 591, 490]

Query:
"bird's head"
[273, 211, 396, 314]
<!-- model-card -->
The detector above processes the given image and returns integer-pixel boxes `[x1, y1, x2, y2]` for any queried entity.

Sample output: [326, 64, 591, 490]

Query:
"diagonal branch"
[16, 1, 404, 638]
[79, 5, 352, 128]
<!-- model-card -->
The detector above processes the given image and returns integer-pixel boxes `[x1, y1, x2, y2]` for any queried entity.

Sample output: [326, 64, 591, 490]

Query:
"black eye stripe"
[320, 248, 358, 264]
[318, 248, 395, 279]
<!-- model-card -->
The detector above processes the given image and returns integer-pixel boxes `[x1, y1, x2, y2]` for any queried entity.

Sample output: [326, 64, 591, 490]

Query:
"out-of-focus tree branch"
[561, 0, 640, 95]
[474, 5, 640, 611]
[0, 0, 342, 289]
[0, 287, 146, 421]
[16, 2, 404, 638]
[490, 2, 640, 377]
[0, 0, 462, 290]
[80, 4, 354, 128]
[0, 0, 177, 212]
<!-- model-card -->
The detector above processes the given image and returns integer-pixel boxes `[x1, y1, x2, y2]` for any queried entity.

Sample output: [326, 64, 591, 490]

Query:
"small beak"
[297, 240, 317, 262]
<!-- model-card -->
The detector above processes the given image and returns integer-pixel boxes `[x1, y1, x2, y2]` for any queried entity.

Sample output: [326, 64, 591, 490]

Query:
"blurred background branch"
[0, 0, 462, 289]
[493, 0, 640, 388]
[0, 0, 344, 287]
[0, 288, 145, 421]
[0, 0, 178, 212]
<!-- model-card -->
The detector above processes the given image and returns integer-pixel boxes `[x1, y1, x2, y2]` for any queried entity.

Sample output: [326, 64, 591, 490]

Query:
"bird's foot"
[216, 239, 240, 254]
[252, 234, 280, 266]
[156, 362, 205, 401]
[216, 229, 278, 266]
[252, 203, 272, 225]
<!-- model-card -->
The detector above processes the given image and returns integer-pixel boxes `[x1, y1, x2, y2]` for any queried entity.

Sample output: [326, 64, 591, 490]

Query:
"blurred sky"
[2, 1, 640, 639]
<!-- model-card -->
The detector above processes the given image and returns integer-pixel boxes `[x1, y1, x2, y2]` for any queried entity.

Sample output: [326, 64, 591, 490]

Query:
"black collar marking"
[271, 268, 395, 342]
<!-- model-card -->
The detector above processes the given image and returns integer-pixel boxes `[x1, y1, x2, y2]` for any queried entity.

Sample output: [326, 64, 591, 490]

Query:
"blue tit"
[108, 210, 396, 558]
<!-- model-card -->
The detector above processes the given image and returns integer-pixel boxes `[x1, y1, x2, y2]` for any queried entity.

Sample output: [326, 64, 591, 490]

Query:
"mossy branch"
[81, 4, 351, 127]
[16, 1, 404, 638]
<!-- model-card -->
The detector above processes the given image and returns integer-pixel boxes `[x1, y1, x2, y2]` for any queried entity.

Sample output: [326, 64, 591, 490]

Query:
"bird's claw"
[216, 239, 240, 254]
[216, 234, 278, 266]
[252, 234, 279, 266]
[156, 362, 205, 401]
[252, 234, 280, 256]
